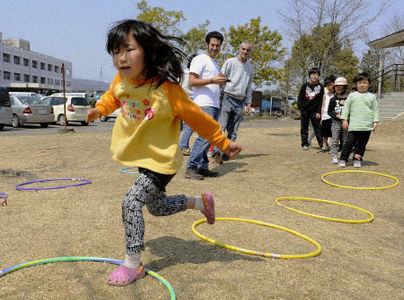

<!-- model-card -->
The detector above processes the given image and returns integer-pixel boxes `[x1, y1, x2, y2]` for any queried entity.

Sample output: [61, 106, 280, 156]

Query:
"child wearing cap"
[328, 77, 349, 164]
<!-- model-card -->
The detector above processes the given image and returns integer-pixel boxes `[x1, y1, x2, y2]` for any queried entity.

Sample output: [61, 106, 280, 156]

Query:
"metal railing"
[370, 63, 404, 97]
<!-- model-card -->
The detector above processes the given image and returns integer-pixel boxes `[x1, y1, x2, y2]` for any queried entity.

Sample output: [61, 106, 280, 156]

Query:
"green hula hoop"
[1, 256, 175, 300]
[321, 170, 399, 190]
[192, 217, 322, 259]
[275, 196, 374, 223]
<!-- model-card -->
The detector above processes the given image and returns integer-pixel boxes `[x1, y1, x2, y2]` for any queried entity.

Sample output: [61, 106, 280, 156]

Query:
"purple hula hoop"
[15, 178, 91, 191]
[0, 192, 7, 198]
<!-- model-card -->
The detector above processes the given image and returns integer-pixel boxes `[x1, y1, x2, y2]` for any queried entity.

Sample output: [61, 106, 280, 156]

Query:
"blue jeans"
[179, 123, 193, 149]
[186, 106, 220, 170]
[213, 93, 244, 156]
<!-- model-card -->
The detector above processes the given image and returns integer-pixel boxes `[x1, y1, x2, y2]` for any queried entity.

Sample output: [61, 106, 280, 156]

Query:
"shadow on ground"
[144, 236, 261, 272]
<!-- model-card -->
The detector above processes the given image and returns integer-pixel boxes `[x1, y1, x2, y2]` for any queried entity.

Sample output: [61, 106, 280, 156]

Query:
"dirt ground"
[1, 118, 403, 299]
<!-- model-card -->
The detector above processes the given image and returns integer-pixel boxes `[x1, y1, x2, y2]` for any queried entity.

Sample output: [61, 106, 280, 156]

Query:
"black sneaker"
[198, 168, 219, 177]
[185, 167, 204, 180]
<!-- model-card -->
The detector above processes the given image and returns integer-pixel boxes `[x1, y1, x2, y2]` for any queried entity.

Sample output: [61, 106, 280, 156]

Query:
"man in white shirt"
[185, 31, 228, 180]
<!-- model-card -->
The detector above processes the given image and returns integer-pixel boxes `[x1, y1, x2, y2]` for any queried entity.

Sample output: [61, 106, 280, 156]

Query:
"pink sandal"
[201, 191, 215, 224]
[106, 264, 145, 286]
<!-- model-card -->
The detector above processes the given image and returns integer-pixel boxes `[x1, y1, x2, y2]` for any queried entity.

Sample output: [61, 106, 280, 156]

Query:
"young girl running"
[328, 77, 349, 164]
[86, 19, 242, 286]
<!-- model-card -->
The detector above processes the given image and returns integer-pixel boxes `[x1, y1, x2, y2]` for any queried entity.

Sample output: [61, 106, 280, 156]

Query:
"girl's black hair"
[308, 67, 320, 76]
[353, 72, 371, 84]
[324, 75, 336, 85]
[106, 19, 187, 88]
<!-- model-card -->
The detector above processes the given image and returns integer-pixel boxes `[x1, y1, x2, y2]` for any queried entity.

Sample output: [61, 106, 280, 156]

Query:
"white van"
[51, 92, 90, 102]
[42, 93, 90, 126]
[0, 87, 12, 130]
[9, 92, 41, 98]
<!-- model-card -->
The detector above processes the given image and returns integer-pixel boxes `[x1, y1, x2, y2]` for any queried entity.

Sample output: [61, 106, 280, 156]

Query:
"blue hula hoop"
[0, 192, 7, 198]
[15, 178, 91, 190]
[1, 256, 175, 299]
[120, 166, 140, 174]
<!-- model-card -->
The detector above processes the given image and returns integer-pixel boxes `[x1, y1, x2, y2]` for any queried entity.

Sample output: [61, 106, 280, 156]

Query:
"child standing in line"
[328, 77, 349, 164]
[320, 75, 336, 152]
[339, 72, 379, 167]
[86, 20, 242, 286]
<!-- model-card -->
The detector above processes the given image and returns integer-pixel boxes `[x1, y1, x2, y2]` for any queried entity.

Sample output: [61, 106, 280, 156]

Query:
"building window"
[48, 64, 53, 71]
[13, 56, 21, 65]
[32, 76, 38, 83]
[3, 53, 10, 63]
[14, 73, 21, 81]
[55, 65, 60, 73]
[32, 60, 38, 68]
[24, 74, 30, 82]
[55, 79, 60, 86]
[40, 62, 45, 70]
[23, 58, 30, 67]
[4, 71, 11, 80]
[40, 77, 46, 84]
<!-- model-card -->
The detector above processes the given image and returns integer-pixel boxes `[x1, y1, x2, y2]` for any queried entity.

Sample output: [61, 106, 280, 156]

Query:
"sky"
[1, 0, 403, 84]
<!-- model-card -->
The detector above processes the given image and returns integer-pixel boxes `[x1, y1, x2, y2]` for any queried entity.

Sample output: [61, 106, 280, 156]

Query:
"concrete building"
[0, 32, 72, 94]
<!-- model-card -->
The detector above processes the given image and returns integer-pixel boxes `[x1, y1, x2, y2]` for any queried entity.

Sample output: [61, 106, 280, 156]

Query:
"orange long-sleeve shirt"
[96, 73, 230, 175]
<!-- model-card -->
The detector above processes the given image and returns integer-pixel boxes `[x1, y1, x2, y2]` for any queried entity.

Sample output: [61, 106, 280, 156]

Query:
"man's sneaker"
[331, 157, 338, 164]
[185, 167, 204, 180]
[353, 160, 362, 168]
[212, 153, 223, 165]
[201, 191, 215, 224]
[338, 160, 346, 167]
[198, 168, 219, 177]
[321, 146, 329, 152]
[302, 145, 310, 150]
[181, 148, 191, 156]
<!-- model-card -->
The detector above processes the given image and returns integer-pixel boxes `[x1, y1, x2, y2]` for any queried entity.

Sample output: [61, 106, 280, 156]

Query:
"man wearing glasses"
[212, 42, 254, 164]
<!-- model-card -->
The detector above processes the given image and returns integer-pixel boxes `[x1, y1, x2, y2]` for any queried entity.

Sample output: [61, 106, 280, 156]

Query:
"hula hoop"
[0, 192, 8, 207]
[120, 167, 140, 174]
[0, 256, 175, 300]
[321, 170, 399, 190]
[275, 197, 374, 223]
[192, 217, 322, 259]
[15, 178, 91, 190]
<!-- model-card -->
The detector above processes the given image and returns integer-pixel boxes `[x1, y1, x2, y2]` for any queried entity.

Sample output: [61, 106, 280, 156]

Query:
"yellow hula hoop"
[321, 170, 399, 190]
[275, 197, 374, 223]
[191, 217, 322, 259]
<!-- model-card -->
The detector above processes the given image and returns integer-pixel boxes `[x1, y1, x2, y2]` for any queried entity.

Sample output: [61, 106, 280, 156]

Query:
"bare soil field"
[1, 118, 403, 299]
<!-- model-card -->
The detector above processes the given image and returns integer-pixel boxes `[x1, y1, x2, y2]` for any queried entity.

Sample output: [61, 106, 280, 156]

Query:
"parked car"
[9, 94, 54, 128]
[0, 87, 12, 130]
[100, 108, 121, 122]
[95, 97, 121, 122]
[42, 93, 90, 126]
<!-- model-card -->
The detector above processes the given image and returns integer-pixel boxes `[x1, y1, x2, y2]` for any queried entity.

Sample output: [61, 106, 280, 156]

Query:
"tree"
[288, 23, 359, 83]
[225, 17, 286, 89]
[181, 20, 210, 55]
[280, 0, 392, 83]
[136, 0, 185, 36]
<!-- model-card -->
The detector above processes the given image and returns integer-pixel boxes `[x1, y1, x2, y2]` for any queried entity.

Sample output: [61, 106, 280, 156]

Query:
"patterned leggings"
[122, 168, 187, 254]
